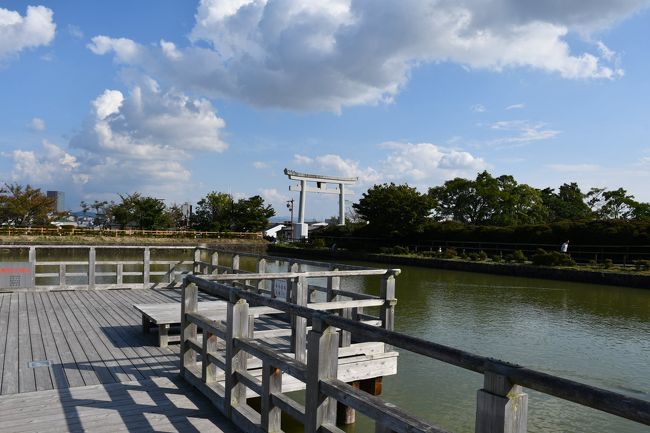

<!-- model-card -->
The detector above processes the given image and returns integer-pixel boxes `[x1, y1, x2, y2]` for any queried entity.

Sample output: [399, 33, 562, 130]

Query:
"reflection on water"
[344, 261, 650, 433]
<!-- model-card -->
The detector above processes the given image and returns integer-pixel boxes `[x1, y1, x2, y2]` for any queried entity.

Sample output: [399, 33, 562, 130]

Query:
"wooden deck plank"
[25, 293, 53, 391]
[18, 293, 36, 393]
[57, 292, 135, 384]
[64, 291, 144, 383]
[31, 293, 69, 390]
[0, 295, 10, 389]
[0, 377, 239, 433]
[81, 290, 178, 377]
[38, 292, 97, 388]
[70, 291, 167, 381]
[2, 294, 19, 394]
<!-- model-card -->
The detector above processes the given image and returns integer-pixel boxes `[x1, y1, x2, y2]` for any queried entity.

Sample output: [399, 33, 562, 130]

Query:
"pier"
[0, 245, 648, 432]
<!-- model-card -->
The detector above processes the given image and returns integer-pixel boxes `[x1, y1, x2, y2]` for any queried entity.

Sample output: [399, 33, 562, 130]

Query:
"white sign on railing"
[0, 262, 34, 288]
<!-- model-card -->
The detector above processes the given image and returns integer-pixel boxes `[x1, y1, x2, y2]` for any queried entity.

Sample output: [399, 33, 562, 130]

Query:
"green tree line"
[0, 183, 274, 232]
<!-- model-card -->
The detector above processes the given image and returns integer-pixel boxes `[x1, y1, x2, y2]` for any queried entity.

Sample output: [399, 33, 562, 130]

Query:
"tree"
[231, 195, 275, 232]
[0, 183, 54, 227]
[588, 187, 638, 220]
[193, 192, 235, 231]
[109, 193, 167, 229]
[541, 183, 591, 222]
[354, 183, 432, 234]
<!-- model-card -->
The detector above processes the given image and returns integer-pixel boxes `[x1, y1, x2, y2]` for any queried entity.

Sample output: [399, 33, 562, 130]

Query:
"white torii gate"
[284, 169, 357, 240]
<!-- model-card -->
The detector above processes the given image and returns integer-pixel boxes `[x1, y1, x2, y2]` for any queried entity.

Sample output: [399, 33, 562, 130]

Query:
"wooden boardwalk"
[0, 288, 239, 432]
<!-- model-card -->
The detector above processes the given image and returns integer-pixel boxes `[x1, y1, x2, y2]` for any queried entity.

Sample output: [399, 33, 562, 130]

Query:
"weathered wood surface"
[0, 376, 239, 433]
[0, 288, 245, 432]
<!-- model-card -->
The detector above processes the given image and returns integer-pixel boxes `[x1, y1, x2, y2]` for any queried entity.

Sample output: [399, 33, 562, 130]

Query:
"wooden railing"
[0, 227, 262, 239]
[180, 273, 650, 433]
[0, 245, 196, 290]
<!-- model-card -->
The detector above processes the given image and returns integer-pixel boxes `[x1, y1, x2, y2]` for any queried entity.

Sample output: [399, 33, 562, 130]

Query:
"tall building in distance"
[47, 191, 66, 213]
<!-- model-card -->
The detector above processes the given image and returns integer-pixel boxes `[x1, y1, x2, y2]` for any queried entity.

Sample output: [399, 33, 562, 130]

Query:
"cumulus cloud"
[290, 142, 486, 192]
[0, 5, 56, 61]
[88, 0, 643, 111]
[8, 81, 229, 201]
[28, 117, 45, 131]
[9, 140, 79, 184]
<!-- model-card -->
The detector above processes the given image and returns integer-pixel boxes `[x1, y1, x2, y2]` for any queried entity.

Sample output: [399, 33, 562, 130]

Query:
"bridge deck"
[0, 288, 239, 432]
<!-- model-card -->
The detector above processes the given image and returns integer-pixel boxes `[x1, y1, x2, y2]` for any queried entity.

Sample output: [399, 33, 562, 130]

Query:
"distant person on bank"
[561, 241, 569, 253]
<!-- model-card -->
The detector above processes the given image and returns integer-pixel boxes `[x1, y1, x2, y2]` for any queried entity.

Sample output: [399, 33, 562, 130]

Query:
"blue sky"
[1, 0, 650, 219]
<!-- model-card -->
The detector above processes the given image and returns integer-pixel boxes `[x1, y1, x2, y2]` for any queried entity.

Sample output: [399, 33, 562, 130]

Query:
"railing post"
[180, 282, 198, 375]
[261, 363, 282, 432]
[231, 253, 240, 273]
[256, 258, 266, 293]
[305, 315, 339, 433]
[211, 251, 219, 275]
[475, 370, 528, 433]
[88, 247, 96, 289]
[224, 293, 249, 418]
[116, 263, 123, 285]
[59, 263, 66, 287]
[380, 270, 398, 333]
[202, 331, 218, 383]
[143, 247, 150, 288]
[327, 266, 351, 347]
[193, 247, 201, 274]
[291, 275, 308, 363]
[28, 246, 36, 287]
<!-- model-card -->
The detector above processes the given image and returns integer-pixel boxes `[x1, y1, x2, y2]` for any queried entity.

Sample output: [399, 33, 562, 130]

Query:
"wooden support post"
[475, 371, 528, 433]
[116, 263, 123, 285]
[180, 283, 198, 373]
[211, 251, 219, 275]
[202, 331, 218, 383]
[88, 247, 96, 289]
[231, 254, 240, 273]
[337, 381, 360, 425]
[380, 271, 398, 351]
[327, 266, 351, 347]
[224, 296, 249, 418]
[143, 247, 151, 288]
[261, 363, 282, 432]
[256, 258, 266, 293]
[305, 316, 339, 433]
[28, 246, 36, 287]
[59, 263, 66, 286]
[159, 324, 170, 348]
[193, 248, 201, 274]
[291, 275, 308, 363]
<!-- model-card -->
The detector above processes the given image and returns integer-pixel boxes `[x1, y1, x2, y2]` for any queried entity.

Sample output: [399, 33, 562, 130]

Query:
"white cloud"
[0, 5, 56, 61]
[471, 104, 487, 113]
[87, 35, 141, 63]
[28, 117, 45, 131]
[293, 154, 313, 165]
[67, 24, 83, 39]
[546, 163, 601, 173]
[88, 0, 643, 111]
[487, 120, 561, 147]
[253, 161, 270, 169]
[9, 140, 79, 184]
[7, 81, 229, 201]
[259, 188, 288, 210]
[380, 142, 487, 182]
[505, 103, 525, 110]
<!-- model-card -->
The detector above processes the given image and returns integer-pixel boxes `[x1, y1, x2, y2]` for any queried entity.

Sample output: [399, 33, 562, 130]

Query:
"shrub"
[443, 248, 458, 259]
[512, 250, 527, 263]
[603, 258, 614, 269]
[478, 250, 488, 261]
[468, 252, 480, 261]
[310, 238, 326, 249]
[588, 259, 598, 267]
[491, 254, 503, 263]
[531, 249, 576, 266]
[634, 259, 650, 271]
